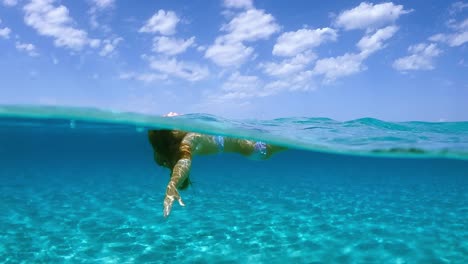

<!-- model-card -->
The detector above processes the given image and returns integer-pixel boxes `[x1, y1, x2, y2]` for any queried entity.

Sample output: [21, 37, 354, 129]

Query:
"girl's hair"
[148, 129, 191, 190]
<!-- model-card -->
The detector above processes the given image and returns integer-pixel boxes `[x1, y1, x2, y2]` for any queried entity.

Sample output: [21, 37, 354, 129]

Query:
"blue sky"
[0, 0, 467, 121]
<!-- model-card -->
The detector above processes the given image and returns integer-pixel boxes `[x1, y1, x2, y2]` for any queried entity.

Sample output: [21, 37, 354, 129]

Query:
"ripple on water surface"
[0, 169, 467, 263]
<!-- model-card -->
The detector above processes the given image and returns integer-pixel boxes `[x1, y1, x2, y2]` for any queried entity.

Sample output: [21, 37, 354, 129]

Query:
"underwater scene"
[0, 106, 467, 263]
[2, 0, 468, 262]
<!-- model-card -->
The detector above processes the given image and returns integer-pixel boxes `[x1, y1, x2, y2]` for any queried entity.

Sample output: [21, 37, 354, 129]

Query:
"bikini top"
[214, 135, 267, 160]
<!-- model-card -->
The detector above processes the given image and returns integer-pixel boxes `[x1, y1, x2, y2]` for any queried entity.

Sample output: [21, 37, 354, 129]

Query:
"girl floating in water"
[148, 129, 286, 217]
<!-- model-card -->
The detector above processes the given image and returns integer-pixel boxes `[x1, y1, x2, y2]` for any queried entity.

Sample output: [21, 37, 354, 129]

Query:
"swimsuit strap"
[214, 135, 224, 152]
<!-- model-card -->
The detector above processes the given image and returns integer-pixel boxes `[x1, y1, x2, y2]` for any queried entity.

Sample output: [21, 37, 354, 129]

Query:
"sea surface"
[0, 105, 467, 263]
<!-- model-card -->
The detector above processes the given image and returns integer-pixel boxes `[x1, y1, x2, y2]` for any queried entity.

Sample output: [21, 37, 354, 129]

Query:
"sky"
[0, 0, 467, 121]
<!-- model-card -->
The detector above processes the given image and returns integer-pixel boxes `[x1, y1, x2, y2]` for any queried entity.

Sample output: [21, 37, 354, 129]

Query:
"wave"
[1, 105, 467, 160]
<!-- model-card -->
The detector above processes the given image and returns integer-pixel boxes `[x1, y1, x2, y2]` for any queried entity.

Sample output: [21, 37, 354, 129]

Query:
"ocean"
[0, 105, 467, 263]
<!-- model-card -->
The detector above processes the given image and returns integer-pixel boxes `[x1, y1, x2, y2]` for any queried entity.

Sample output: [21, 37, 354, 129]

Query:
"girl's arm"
[163, 133, 199, 217]
[163, 158, 191, 217]
[162, 134, 286, 217]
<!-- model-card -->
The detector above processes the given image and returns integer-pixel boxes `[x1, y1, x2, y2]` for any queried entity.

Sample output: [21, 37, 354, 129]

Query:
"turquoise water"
[1, 106, 468, 263]
[2, 105, 468, 159]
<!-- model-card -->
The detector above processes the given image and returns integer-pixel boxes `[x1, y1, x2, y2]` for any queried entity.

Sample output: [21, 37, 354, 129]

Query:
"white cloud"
[450, 1, 468, 15]
[217, 69, 316, 102]
[430, 32, 468, 47]
[393, 43, 442, 71]
[430, 18, 468, 47]
[89, 38, 101, 48]
[215, 71, 306, 101]
[99, 37, 122, 57]
[262, 3, 404, 84]
[3, 0, 15, 6]
[311, 25, 399, 82]
[219, 72, 263, 100]
[260, 52, 316, 76]
[3, 0, 17, 6]
[313, 53, 367, 82]
[139, 10, 179, 35]
[265, 70, 316, 92]
[335, 2, 411, 31]
[88, 0, 115, 30]
[133, 10, 203, 83]
[15, 41, 39, 56]
[221, 9, 279, 43]
[205, 40, 253, 67]
[91, 0, 114, 10]
[357, 25, 398, 55]
[148, 57, 209, 82]
[448, 31, 468, 46]
[455, 18, 468, 30]
[89, 15, 100, 30]
[223, 0, 253, 9]
[119, 72, 167, 83]
[152, 36, 195, 56]
[0, 27, 11, 39]
[0, 19, 11, 39]
[23, 0, 96, 50]
[205, 8, 278, 67]
[273, 27, 337, 57]
[222, 72, 259, 92]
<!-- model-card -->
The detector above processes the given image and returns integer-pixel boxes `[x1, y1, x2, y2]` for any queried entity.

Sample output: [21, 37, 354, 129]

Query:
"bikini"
[213, 135, 267, 160]
[251, 141, 268, 160]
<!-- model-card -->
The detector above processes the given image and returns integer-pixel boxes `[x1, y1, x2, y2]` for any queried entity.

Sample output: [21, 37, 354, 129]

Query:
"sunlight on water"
[0, 106, 467, 263]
